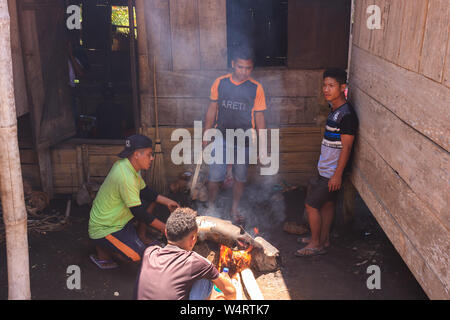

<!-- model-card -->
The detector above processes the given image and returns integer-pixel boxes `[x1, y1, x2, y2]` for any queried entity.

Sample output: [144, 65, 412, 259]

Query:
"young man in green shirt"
[88, 134, 179, 269]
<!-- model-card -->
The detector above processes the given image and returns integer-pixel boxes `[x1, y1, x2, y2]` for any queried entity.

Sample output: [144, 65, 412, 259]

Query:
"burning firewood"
[240, 268, 264, 300]
[196, 216, 281, 273]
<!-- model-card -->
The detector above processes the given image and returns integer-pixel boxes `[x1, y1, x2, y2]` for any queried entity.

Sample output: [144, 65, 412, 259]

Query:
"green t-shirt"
[88, 158, 146, 239]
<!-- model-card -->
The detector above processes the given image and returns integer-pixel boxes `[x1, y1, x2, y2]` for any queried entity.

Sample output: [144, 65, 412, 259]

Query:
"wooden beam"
[129, 0, 140, 132]
[135, 0, 152, 129]
[7, 0, 28, 117]
[0, 0, 30, 299]
[155, 69, 322, 98]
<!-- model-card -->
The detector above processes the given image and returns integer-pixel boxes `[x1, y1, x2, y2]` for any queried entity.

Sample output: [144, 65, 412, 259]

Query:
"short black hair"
[166, 208, 198, 242]
[232, 45, 255, 62]
[323, 68, 348, 85]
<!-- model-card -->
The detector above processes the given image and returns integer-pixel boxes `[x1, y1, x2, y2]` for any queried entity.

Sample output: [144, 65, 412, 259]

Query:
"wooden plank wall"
[287, 0, 351, 69]
[137, 0, 330, 187]
[350, 0, 450, 299]
[37, 126, 323, 195]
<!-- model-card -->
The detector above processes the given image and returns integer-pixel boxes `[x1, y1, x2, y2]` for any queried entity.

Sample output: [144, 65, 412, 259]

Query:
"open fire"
[217, 244, 253, 277]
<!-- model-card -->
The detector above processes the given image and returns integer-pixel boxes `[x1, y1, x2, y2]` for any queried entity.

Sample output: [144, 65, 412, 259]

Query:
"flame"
[253, 228, 259, 236]
[218, 245, 252, 276]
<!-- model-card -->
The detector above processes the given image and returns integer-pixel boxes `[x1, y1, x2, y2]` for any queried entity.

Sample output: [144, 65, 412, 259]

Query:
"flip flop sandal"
[294, 247, 327, 258]
[297, 236, 311, 244]
[297, 236, 331, 248]
[89, 254, 119, 270]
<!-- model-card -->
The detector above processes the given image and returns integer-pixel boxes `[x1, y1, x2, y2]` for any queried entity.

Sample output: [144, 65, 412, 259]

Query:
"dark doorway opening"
[68, 0, 138, 139]
[226, 0, 288, 67]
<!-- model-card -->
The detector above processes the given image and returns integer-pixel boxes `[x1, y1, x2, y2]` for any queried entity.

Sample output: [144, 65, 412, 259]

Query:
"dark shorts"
[92, 221, 147, 262]
[305, 174, 338, 210]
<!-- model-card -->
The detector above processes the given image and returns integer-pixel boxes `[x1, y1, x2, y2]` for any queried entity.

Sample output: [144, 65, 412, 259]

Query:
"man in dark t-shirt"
[295, 68, 358, 257]
[203, 46, 267, 225]
[136, 208, 236, 300]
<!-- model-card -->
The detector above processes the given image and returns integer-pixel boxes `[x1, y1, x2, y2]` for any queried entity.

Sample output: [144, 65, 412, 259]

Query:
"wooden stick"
[153, 56, 160, 141]
[64, 199, 72, 220]
[240, 268, 264, 300]
[190, 161, 202, 200]
[232, 273, 244, 300]
[0, 0, 31, 299]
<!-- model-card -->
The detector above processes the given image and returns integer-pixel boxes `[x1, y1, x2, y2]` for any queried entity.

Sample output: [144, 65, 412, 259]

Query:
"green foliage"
[111, 6, 129, 27]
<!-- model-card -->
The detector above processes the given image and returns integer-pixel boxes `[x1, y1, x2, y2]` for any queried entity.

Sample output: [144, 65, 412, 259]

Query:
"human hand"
[328, 174, 342, 192]
[166, 199, 180, 212]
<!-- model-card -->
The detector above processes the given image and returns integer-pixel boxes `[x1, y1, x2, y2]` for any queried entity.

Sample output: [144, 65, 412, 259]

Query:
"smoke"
[138, 0, 321, 235]
[195, 173, 286, 234]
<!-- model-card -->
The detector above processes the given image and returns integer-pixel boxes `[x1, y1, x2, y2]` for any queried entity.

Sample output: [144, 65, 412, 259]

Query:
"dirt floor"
[0, 187, 428, 300]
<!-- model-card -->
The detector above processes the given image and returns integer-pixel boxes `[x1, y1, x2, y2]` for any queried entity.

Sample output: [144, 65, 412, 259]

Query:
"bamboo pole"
[0, 0, 31, 300]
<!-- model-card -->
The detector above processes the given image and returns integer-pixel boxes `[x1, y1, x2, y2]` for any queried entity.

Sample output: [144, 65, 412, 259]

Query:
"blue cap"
[223, 267, 229, 273]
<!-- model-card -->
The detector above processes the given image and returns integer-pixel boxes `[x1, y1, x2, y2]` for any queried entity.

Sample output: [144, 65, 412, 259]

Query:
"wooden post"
[0, 0, 31, 300]
[135, 0, 152, 130]
[128, 0, 140, 133]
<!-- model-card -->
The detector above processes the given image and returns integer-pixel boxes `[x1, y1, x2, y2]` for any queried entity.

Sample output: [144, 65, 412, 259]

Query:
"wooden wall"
[135, 0, 337, 187]
[17, 0, 354, 195]
[349, 0, 450, 299]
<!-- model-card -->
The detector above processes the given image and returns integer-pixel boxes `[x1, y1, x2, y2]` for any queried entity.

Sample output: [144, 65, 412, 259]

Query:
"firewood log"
[232, 273, 244, 300]
[240, 268, 264, 300]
